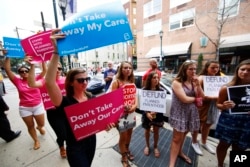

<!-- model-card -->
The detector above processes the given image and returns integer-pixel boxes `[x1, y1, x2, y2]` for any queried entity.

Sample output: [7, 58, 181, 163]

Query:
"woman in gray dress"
[169, 60, 204, 167]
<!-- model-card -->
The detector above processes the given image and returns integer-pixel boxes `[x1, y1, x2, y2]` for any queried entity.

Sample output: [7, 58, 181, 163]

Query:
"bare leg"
[201, 123, 212, 144]
[216, 141, 230, 167]
[22, 116, 40, 150]
[34, 114, 45, 135]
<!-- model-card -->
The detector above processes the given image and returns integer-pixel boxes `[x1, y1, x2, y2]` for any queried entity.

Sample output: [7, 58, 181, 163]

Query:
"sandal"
[60, 146, 67, 158]
[178, 154, 192, 165]
[33, 141, 40, 150]
[126, 151, 134, 161]
[154, 148, 160, 158]
[121, 153, 131, 167]
[144, 147, 150, 156]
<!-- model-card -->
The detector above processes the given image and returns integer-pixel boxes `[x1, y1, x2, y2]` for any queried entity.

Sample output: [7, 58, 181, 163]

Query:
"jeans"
[67, 135, 96, 167]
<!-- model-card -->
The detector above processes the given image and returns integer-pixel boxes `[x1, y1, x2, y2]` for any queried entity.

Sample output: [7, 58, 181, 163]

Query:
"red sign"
[21, 30, 54, 63]
[64, 88, 124, 141]
[40, 83, 66, 110]
[123, 84, 136, 106]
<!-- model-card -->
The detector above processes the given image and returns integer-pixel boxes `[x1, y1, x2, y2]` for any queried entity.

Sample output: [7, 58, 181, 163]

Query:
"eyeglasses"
[57, 67, 62, 71]
[19, 70, 29, 74]
[75, 77, 91, 83]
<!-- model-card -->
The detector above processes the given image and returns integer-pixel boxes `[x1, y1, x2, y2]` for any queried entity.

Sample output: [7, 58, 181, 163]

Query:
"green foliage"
[197, 53, 203, 74]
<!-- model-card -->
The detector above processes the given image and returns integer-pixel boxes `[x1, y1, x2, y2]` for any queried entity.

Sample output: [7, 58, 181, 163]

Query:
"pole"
[41, 12, 46, 31]
[160, 36, 163, 71]
[52, 0, 64, 70]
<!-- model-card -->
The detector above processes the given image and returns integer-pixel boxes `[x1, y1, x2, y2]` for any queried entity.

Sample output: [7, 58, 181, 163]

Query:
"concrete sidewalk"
[0, 78, 229, 167]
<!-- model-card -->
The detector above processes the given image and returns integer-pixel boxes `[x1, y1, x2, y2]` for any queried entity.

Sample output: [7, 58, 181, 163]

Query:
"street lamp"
[159, 30, 163, 71]
[58, 0, 71, 70]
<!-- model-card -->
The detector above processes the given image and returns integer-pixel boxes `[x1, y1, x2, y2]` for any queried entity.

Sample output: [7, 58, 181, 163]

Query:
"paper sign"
[21, 30, 54, 63]
[123, 84, 136, 106]
[139, 90, 167, 113]
[227, 85, 250, 114]
[203, 76, 230, 96]
[64, 88, 124, 141]
[40, 82, 66, 110]
[57, 0, 133, 55]
[3, 37, 24, 58]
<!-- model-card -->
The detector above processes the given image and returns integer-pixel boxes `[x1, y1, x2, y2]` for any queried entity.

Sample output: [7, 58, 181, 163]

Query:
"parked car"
[86, 76, 105, 94]
[134, 71, 173, 121]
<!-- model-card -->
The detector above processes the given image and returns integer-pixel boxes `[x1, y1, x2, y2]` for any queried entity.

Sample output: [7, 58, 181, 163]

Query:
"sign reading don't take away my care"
[57, 0, 133, 55]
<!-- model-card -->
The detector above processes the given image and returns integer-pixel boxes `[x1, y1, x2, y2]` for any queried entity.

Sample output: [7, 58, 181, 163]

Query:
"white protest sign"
[139, 90, 167, 113]
[203, 76, 230, 96]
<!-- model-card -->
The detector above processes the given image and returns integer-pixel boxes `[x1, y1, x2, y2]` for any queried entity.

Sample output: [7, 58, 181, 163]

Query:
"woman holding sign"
[191, 60, 221, 155]
[46, 29, 115, 167]
[141, 71, 164, 158]
[26, 56, 67, 158]
[4, 55, 46, 150]
[215, 59, 250, 167]
[169, 60, 204, 167]
[109, 61, 137, 167]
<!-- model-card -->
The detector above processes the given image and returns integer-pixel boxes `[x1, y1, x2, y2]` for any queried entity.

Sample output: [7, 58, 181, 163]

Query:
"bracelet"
[53, 51, 59, 55]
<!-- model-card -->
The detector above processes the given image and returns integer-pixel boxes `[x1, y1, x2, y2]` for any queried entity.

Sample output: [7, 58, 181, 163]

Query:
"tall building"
[136, 0, 250, 74]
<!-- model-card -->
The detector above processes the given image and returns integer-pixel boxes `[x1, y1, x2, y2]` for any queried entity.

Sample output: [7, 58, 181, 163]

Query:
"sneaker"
[192, 142, 203, 155]
[201, 143, 216, 154]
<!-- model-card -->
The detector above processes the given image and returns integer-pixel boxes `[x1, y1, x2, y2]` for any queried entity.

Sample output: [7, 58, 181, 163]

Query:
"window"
[143, 0, 162, 18]
[133, 7, 136, 15]
[170, 0, 192, 8]
[218, 0, 240, 19]
[169, 8, 195, 30]
[143, 19, 161, 37]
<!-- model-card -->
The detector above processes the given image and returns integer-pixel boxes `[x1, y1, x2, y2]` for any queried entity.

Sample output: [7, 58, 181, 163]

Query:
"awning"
[220, 34, 250, 48]
[145, 42, 191, 58]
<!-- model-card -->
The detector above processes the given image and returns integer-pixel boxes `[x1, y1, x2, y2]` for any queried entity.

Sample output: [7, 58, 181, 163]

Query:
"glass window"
[169, 8, 195, 30]
[143, 0, 162, 18]
[170, 0, 192, 9]
[218, 0, 239, 19]
[143, 19, 162, 37]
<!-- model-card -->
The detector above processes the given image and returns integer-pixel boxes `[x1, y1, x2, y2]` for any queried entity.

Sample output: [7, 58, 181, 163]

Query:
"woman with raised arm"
[27, 57, 67, 158]
[4, 53, 46, 150]
[45, 29, 115, 167]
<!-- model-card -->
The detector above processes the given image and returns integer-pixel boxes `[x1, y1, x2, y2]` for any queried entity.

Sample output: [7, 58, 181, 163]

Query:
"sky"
[0, 0, 128, 40]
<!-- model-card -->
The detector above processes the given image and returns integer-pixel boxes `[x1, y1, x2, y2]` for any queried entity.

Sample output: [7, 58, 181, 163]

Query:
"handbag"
[206, 100, 219, 124]
[117, 112, 136, 132]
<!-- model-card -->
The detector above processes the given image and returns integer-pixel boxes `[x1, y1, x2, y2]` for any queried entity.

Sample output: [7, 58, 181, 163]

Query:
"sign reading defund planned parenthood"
[64, 88, 124, 141]
[139, 90, 167, 114]
[203, 76, 230, 97]
[227, 85, 250, 114]
[3, 37, 24, 58]
[57, 0, 133, 55]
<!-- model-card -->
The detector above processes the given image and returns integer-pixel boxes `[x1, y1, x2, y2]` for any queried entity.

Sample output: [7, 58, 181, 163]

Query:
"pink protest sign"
[21, 30, 53, 63]
[64, 88, 124, 141]
[123, 84, 136, 106]
[40, 83, 66, 110]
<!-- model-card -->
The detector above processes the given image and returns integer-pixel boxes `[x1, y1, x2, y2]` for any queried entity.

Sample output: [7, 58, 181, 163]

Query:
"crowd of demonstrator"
[1, 29, 249, 167]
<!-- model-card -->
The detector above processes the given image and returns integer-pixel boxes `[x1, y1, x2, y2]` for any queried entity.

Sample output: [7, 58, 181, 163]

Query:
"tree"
[197, 53, 203, 74]
[195, 0, 248, 61]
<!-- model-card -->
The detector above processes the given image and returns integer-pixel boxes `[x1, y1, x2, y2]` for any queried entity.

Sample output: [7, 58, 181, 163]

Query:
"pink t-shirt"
[12, 75, 42, 107]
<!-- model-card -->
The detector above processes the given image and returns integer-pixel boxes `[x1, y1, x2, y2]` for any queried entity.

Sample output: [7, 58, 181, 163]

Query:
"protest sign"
[57, 0, 133, 55]
[3, 37, 24, 58]
[203, 76, 229, 96]
[139, 90, 167, 113]
[64, 88, 124, 141]
[227, 85, 250, 114]
[21, 30, 53, 63]
[40, 83, 66, 110]
[123, 84, 136, 106]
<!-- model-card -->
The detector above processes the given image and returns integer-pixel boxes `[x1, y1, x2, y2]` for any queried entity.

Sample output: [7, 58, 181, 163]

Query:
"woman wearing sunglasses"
[4, 55, 46, 150]
[26, 56, 67, 158]
[45, 29, 115, 167]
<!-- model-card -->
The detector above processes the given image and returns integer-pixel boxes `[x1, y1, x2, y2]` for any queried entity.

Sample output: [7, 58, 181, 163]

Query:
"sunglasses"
[19, 70, 29, 74]
[185, 60, 196, 63]
[57, 67, 62, 71]
[75, 77, 91, 83]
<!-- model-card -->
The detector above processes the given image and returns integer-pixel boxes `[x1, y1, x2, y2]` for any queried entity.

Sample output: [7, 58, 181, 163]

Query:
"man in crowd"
[104, 61, 116, 92]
